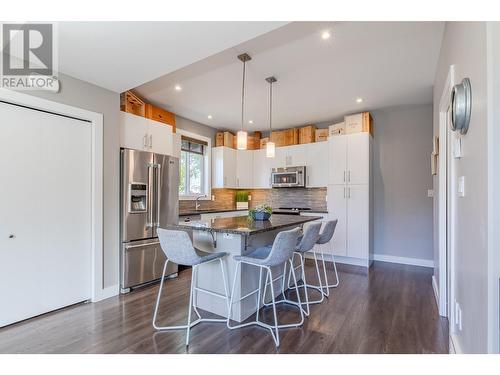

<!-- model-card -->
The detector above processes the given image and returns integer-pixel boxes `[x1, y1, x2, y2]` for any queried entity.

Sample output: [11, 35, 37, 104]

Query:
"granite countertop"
[168, 214, 322, 236]
[179, 208, 248, 216]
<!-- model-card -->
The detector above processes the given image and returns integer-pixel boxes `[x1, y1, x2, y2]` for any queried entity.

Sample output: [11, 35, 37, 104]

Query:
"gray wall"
[26, 73, 120, 289]
[432, 22, 489, 353]
[372, 105, 434, 261]
[176, 115, 218, 140]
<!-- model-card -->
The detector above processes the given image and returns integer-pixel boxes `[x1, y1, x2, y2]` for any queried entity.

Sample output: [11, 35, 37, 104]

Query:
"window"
[179, 136, 208, 197]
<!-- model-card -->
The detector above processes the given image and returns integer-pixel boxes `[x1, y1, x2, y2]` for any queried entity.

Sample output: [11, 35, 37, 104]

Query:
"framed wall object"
[450, 78, 472, 135]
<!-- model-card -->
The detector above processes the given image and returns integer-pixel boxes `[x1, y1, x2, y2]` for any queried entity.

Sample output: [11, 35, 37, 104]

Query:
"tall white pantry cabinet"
[327, 133, 373, 267]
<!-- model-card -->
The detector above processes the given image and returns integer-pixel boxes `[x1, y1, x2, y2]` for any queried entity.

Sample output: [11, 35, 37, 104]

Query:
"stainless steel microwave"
[271, 166, 306, 188]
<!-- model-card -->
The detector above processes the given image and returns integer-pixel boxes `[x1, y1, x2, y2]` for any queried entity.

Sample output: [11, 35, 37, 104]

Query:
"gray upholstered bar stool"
[153, 228, 230, 347]
[288, 220, 339, 300]
[227, 227, 303, 348]
[316, 219, 340, 296]
[273, 222, 323, 316]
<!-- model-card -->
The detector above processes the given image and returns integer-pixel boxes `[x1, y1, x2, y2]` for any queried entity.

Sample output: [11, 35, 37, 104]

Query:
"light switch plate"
[427, 189, 434, 198]
[453, 137, 463, 159]
[458, 176, 465, 197]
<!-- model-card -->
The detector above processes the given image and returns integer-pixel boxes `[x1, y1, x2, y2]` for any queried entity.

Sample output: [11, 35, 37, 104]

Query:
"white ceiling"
[135, 21, 445, 132]
[56, 22, 288, 92]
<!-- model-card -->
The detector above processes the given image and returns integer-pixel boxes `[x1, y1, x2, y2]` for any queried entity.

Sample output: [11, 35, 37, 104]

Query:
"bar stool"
[153, 228, 230, 347]
[316, 220, 340, 296]
[227, 227, 303, 348]
[280, 222, 324, 315]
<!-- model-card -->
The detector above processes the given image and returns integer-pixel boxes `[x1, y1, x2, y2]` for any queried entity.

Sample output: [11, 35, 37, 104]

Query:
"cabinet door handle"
[348, 187, 351, 198]
[348, 170, 351, 182]
[149, 134, 153, 149]
[344, 187, 346, 198]
[343, 171, 346, 182]
[143, 134, 148, 148]
[307, 175, 310, 186]
[224, 176, 227, 186]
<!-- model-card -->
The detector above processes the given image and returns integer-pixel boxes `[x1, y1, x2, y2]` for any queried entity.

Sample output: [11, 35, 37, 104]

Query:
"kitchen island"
[167, 214, 321, 322]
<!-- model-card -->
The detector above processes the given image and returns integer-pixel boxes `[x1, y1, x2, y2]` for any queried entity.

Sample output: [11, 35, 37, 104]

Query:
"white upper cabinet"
[212, 146, 237, 188]
[236, 150, 254, 188]
[120, 112, 150, 151]
[346, 133, 370, 185]
[283, 144, 308, 167]
[252, 149, 272, 188]
[328, 135, 347, 185]
[120, 111, 173, 156]
[328, 133, 370, 185]
[148, 121, 173, 156]
[306, 141, 329, 187]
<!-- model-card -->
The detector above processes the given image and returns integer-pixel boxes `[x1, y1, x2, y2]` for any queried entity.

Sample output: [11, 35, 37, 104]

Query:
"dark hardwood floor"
[0, 261, 448, 354]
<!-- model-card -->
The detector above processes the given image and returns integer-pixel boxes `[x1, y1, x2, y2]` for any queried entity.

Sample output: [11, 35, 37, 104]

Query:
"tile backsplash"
[179, 187, 327, 213]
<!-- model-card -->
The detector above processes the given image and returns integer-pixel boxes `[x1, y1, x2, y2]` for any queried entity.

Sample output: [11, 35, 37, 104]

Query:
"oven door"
[272, 171, 300, 187]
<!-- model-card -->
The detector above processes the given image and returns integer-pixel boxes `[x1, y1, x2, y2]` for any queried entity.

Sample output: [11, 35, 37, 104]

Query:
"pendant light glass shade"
[237, 130, 248, 150]
[266, 141, 275, 158]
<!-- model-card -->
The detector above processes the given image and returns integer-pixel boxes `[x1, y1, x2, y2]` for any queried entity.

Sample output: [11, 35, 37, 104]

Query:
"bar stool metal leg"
[227, 259, 304, 348]
[153, 257, 230, 347]
[319, 252, 340, 297]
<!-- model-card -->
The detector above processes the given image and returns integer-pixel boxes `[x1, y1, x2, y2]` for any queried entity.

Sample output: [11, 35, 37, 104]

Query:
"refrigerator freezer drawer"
[121, 239, 178, 290]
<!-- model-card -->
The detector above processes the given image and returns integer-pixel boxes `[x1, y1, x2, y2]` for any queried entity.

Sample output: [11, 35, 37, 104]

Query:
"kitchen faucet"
[195, 194, 207, 211]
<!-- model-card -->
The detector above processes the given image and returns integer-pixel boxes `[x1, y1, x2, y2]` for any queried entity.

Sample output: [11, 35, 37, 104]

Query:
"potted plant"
[249, 203, 273, 221]
[236, 191, 249, 210]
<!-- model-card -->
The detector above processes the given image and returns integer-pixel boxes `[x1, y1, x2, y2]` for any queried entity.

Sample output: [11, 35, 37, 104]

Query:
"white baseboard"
[373, 254, 434, 268]
[304, 252, 370, 268]
[432, 275, 440, 309]
[92, 284, 119, 302]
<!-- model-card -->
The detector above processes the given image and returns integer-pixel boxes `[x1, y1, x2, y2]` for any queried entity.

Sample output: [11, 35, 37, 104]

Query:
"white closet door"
[0, 102, 92, 327]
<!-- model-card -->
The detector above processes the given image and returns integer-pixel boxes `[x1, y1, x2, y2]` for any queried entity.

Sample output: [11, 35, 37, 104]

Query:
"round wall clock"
[450, 78, 472, 135]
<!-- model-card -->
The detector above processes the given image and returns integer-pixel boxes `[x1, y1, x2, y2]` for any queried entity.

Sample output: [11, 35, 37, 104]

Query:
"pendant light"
[237, 53, 251, 150]
[265, 76, 277, 158]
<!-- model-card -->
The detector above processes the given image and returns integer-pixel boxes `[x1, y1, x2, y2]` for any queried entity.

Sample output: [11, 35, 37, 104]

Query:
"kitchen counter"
[168, 213, 321, 322]
[179, 208, 248, 216]
[168, 214, 321, 236]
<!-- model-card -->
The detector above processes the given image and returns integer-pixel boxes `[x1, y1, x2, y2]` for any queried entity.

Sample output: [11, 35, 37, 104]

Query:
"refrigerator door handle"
[146, 164, 154, 228]
[155, 164, 162, 227]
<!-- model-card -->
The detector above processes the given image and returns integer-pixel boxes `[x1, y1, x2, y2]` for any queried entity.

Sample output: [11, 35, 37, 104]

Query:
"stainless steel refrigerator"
[120, 148, 179, 292]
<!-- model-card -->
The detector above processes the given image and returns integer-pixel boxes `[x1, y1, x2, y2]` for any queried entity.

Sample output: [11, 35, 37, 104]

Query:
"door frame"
[437, 65, 455, 318]
[0, 88, 106, 302]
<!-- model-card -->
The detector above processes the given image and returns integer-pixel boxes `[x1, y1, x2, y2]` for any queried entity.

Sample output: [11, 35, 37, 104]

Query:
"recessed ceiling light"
[321, 31, 331, 40]
[174, 84, 182, 91]
[356, 98, 363, 103]
[207, 115, 213, 119]
[248, 120, 253, 124]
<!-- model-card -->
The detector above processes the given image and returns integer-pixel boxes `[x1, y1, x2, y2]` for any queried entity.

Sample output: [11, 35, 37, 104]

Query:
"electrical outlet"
[211, 195, 215, 201]
[248, 195, 252, 201]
